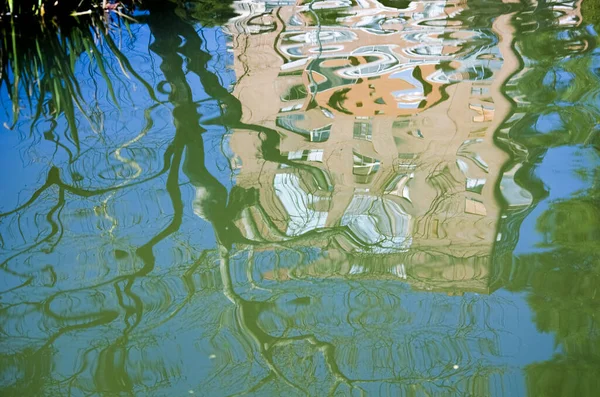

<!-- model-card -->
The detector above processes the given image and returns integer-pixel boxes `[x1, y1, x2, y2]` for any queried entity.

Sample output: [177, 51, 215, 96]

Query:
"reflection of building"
[226, 0, 519, 294]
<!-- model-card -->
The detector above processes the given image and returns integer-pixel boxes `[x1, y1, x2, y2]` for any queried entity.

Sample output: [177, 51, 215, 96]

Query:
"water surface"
[1, 0, 599, 395]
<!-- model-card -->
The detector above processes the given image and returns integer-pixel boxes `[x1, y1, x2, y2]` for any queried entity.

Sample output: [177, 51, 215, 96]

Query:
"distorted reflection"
[0, 0, 599, 395]
[228, 0, 517, 291]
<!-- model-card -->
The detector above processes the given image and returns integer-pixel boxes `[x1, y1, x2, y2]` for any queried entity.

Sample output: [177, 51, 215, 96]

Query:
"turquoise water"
[1, 0, 599, 395]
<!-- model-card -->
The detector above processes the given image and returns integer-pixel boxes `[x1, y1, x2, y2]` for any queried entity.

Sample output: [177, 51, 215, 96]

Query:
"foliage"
[582, 0, 600, 30]
[0, 14, 154, 149]
[181, 0, 237, 27]
[0, 0, 237, 153]
[1, 0, 124, 18]
[376, 0, 412, 9]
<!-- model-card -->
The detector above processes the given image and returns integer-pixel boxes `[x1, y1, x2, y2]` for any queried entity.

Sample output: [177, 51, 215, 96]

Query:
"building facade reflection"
[225, 0, 524, 294]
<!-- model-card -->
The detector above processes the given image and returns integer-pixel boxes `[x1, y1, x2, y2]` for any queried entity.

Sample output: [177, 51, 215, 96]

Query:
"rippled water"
[1, 0, 599, 395]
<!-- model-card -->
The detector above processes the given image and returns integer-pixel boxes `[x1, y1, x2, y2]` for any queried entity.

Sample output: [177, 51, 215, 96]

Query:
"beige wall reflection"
[226, 0, 520, 294]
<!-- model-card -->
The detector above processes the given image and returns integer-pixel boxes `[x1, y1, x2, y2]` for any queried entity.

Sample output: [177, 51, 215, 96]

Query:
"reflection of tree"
[495, 0, 600, 217]
[0, 5, 243, 394]
[219, 254, 371, 395]
[3, 1, 598, 395]
[160, 0, 238, 27]
[490, 0, 600, 394]
[377, 0, 412, 9]
[0, 15, 157, 151]
[2, 3, 359, 392]
[141, 5, 376, 394]
[582, 0, 600, 33]
[514, 183, 600, 396]
[502, 3, 600, 393]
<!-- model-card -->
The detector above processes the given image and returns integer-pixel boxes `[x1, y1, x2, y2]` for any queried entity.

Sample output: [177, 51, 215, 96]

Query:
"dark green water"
[0, 0, 599, 396]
